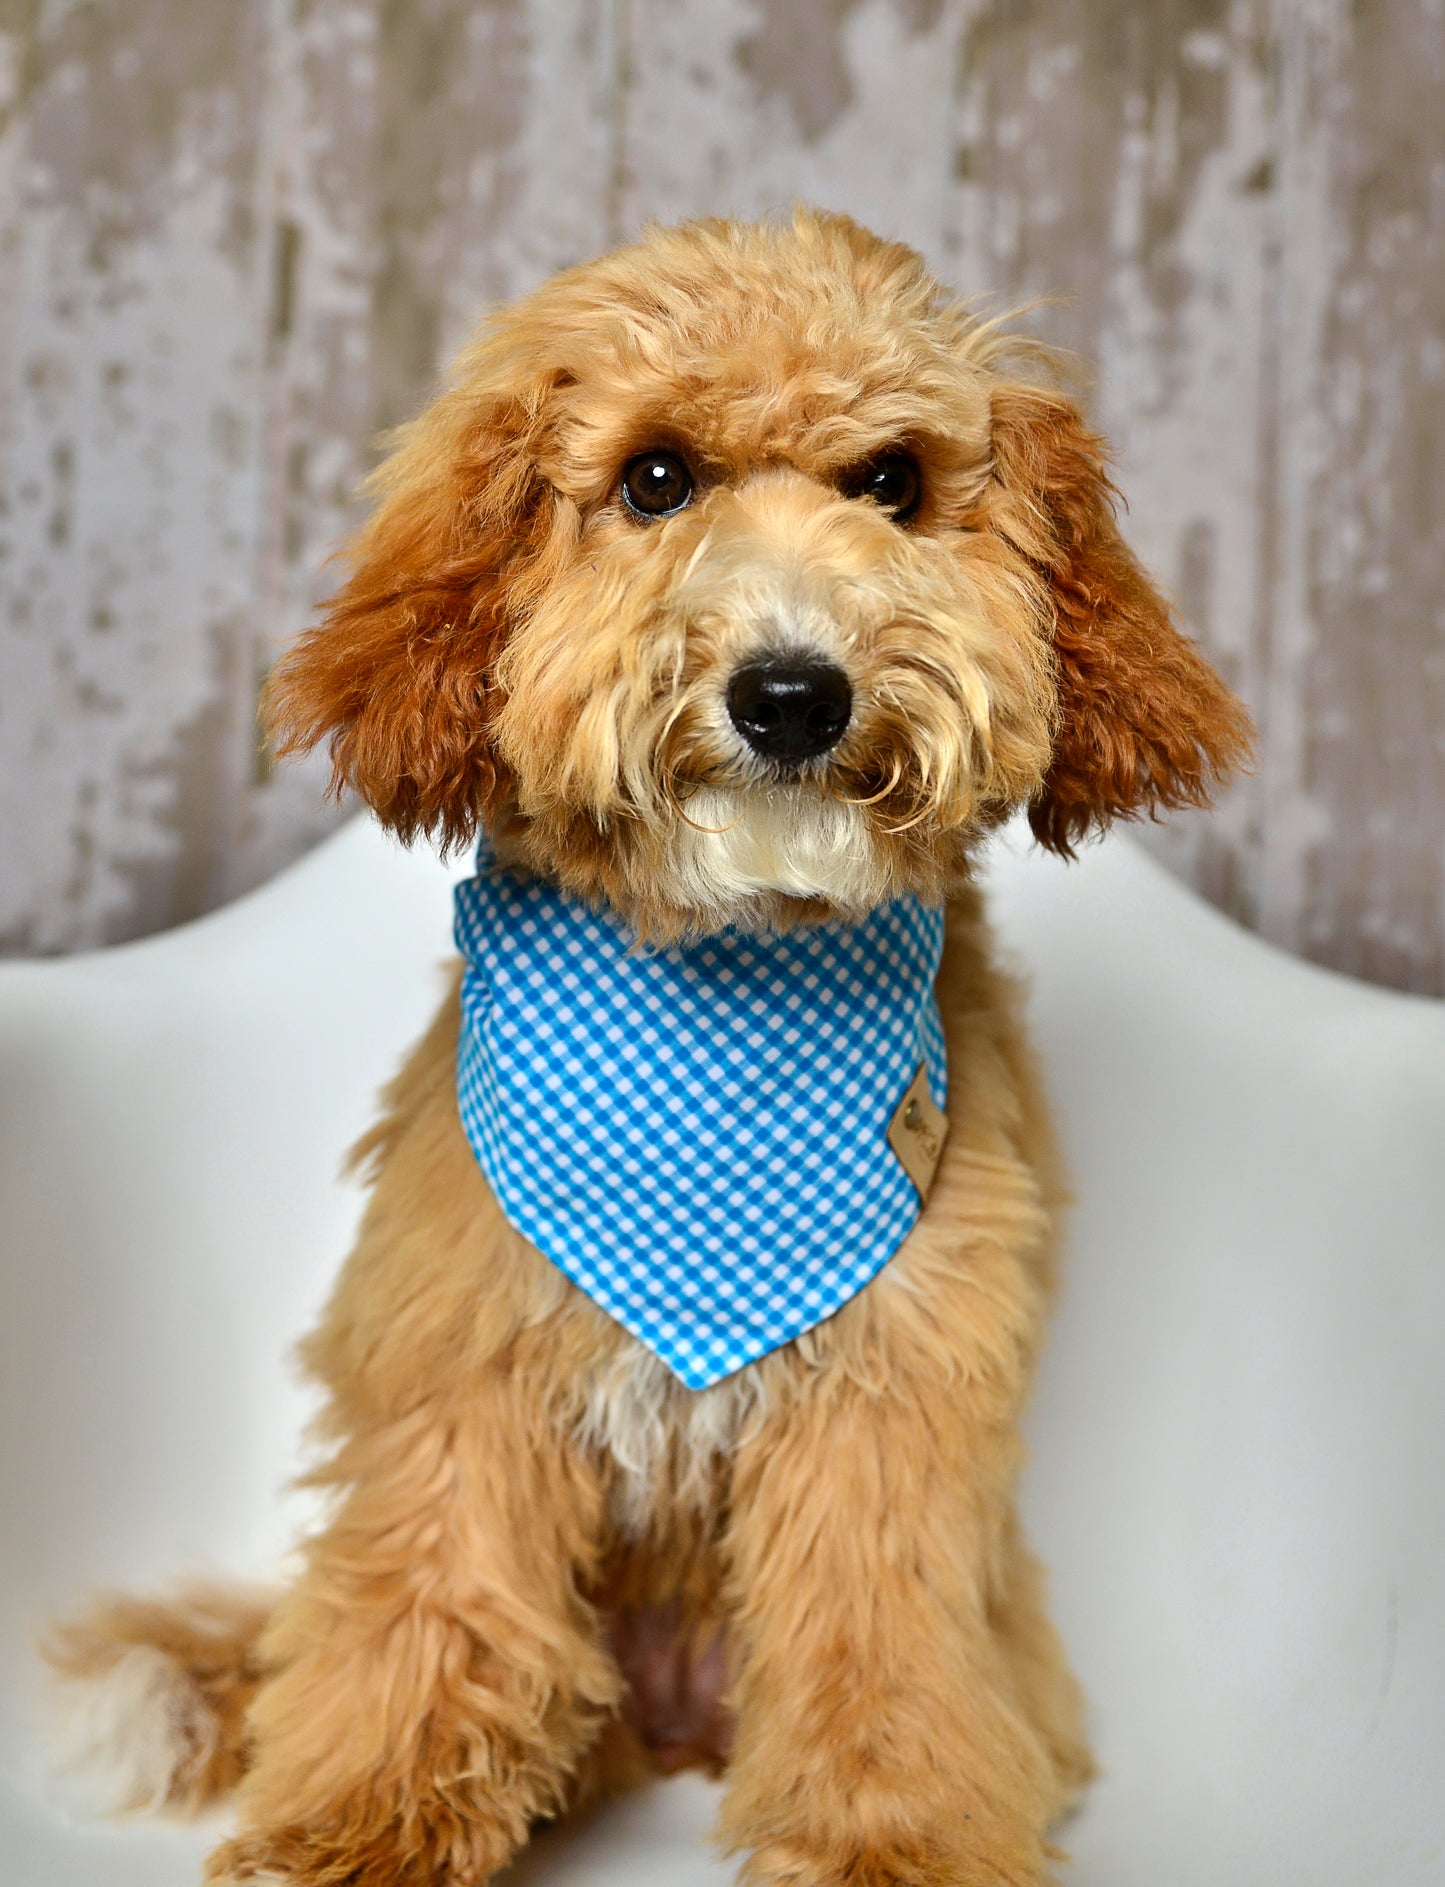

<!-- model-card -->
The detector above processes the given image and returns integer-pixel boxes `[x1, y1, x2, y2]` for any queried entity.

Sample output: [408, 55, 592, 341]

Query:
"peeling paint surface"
[1, 0, 1441, 991]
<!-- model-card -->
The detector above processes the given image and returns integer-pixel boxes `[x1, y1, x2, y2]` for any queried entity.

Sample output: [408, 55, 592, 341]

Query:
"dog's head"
[267, 211, 1251, 940]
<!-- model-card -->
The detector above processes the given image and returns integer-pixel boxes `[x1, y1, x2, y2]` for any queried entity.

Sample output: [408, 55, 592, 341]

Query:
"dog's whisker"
[662, 769, 745, 836]
[877, 800, 939, 837]
[674, 801, 745, 836]
[839, 759, 904, 808]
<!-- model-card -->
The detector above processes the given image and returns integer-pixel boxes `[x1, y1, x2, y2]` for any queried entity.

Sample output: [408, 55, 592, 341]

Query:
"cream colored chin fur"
[663, 784, 887, 919]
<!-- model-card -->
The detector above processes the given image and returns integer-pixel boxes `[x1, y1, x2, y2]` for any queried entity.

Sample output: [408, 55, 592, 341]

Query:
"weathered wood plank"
[0, 0, 620, 949]
[947, 0, 1278, 915]
[948, 0, 1445, 993]
[1257, 0, 1445, 994]
[614, 0, 961, 261]
[232, 0, 620, 902]
[0, 0, 272, 950]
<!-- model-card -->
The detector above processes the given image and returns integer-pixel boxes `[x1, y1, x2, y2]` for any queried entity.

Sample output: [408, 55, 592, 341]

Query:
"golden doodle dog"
[50, 211, 1250, 1886]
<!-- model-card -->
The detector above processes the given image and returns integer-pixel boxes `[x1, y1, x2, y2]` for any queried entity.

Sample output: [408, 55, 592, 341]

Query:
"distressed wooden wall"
[2, 0, 1442, 992]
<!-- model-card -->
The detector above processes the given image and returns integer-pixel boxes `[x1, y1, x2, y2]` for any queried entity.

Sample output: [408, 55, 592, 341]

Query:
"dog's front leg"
[718, 1371, 1059, 1887]
[205, 1367, 618, 1887]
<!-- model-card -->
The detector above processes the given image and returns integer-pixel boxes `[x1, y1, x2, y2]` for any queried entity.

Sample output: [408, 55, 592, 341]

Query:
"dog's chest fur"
[574, 1341, 768, 1531]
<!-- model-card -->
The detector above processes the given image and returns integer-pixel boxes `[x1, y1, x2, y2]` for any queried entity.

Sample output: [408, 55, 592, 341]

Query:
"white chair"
[1, 818, 1441, 1887]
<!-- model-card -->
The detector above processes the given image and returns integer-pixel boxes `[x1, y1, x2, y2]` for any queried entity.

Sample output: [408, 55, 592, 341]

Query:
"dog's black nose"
[726, 659, 852, 763]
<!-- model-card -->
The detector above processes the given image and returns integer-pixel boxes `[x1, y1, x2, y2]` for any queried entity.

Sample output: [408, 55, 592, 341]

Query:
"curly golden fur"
[51, 211, 1250, 1887]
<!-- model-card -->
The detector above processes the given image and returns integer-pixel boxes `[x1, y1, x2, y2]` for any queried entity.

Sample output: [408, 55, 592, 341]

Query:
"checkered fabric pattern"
[454, 851, 947, 1390]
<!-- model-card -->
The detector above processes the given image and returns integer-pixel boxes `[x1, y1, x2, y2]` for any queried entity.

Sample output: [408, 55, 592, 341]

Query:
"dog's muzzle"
[726, 657, 852, 764]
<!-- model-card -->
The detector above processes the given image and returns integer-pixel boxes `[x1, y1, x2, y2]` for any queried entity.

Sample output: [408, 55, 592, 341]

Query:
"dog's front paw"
[205, 1832, 351, 1887]
[205, 1817, 513, 1887]
[743, 1833, 1051, 1887]
[743, 1838, 922, 1887]
[203, 1838, 294, 1887]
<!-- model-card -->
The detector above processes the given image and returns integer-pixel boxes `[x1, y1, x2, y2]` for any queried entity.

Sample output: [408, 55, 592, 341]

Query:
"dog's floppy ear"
[263, 351, 558, 850]
[989, 381, 1252, 855]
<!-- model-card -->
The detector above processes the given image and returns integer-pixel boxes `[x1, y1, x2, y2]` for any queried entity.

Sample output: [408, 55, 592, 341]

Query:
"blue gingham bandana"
[454, 851, 947, 1389]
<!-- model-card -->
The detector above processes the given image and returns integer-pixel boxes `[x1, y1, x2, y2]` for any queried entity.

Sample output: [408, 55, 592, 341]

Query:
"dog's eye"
[621, 450, 695, 519]
[843, 450, 922, 523]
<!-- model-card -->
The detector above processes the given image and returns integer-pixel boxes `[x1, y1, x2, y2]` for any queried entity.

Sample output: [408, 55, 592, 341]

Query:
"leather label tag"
[887, 1063, 949, 1202]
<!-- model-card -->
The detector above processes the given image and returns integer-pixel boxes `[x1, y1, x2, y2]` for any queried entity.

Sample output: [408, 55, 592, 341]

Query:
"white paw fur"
[43, 1642, 214, 1819]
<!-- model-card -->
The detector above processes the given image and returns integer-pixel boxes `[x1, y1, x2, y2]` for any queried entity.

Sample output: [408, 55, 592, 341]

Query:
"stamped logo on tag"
[886, 1063, 949, 1202]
